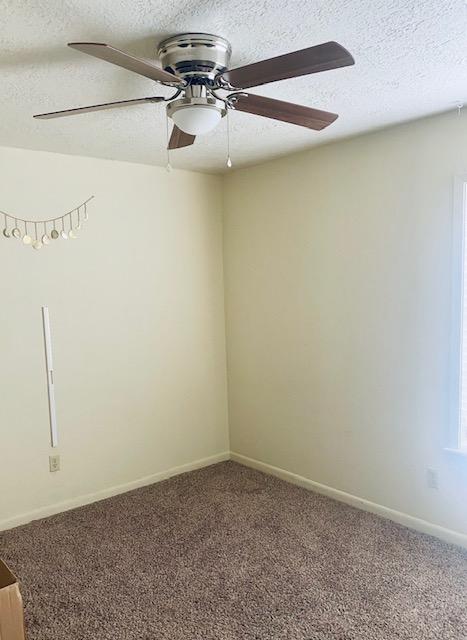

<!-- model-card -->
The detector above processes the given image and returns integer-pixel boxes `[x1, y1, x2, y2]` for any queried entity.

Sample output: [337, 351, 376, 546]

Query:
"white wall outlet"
[427, 468, 438, 490]
[49, 454, 60, 473]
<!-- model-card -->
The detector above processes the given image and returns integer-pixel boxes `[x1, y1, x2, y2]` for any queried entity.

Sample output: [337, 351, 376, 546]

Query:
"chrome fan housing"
[157, 33, 232, 82]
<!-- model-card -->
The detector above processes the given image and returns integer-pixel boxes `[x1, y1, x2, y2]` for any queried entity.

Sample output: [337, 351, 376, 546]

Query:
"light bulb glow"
[171, 105, 222, 135]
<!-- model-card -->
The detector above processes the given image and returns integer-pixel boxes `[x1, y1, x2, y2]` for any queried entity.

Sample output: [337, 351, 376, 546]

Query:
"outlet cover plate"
[49, 454, 60, 473]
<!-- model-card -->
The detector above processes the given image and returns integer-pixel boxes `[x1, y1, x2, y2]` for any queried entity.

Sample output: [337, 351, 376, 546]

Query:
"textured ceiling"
[1, 0, 467, 173]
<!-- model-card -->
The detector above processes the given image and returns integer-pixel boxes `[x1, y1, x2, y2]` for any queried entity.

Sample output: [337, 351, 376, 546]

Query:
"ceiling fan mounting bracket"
[157, 33, 232, 82]
[215, 76, 240, 91]
[225, 92, 249, 109]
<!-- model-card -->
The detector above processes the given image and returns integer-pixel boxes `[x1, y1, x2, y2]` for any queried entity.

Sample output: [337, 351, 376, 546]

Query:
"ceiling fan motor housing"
[157, 33, 232, 82]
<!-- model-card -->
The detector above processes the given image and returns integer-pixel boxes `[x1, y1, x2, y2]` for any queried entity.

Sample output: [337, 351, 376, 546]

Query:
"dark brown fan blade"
[34, 96, 165, 119]
[229, 93, 338, 130]
[168, 125, 196, 150]
[68, 42, 183, 86]
[218, 41, 354, 90]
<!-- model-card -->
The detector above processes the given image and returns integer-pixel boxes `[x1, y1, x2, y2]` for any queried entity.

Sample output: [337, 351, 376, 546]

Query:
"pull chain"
[226, 108, 232, 168]
[166, 111, 172, 173]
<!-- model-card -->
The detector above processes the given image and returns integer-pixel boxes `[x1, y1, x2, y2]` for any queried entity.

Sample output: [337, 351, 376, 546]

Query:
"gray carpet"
[1, 461, 466, 640]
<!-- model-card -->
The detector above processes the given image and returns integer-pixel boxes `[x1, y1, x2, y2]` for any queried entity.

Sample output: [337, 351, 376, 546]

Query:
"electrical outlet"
[427, 468, 438, 490]
[49, 454, 60, 473]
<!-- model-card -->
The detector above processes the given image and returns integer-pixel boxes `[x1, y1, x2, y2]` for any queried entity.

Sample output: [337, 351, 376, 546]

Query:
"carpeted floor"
[1, 461, 466, 640]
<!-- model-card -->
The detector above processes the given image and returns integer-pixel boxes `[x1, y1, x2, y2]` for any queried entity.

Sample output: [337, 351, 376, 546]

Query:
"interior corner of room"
[2, 107, 467, 545]
[1, 4, 467, 639]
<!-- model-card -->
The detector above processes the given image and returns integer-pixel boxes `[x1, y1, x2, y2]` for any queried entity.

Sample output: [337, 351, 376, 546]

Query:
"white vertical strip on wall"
[41, 306, 58, 448]
[458, 182, 467, 449]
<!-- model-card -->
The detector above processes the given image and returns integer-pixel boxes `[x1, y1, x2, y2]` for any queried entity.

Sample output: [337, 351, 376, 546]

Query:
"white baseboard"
[231, 452, 467, 550]
[4, 450, 466, 551]
[0, 451, 230, 532]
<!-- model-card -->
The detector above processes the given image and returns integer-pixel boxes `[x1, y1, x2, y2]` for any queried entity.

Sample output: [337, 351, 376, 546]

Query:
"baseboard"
[231, 452, 467, 550]
[0, 451, 230, 532]
[5, 450, 466, 550]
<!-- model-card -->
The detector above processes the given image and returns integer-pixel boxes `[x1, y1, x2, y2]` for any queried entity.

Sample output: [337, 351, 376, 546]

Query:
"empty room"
[0, 1, 466, 639]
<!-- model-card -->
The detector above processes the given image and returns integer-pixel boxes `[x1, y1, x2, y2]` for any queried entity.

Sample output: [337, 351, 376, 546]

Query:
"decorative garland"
[1, 196, 94, 250]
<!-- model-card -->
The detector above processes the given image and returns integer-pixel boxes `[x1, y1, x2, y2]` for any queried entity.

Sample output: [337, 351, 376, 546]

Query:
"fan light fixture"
[167, 96, 226, 136]
[171, 104, 222, 135]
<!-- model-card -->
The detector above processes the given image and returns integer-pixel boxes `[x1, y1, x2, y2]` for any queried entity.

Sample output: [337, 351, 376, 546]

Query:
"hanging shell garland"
[1, 196, 94, 250]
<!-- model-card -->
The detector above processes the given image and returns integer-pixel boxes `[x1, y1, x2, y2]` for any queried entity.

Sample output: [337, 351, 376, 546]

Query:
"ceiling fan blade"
[229, 93, 338, 130]
[34, 96, 166, 119]
[168, 125, 196, 150]
[218, 41, 354, 90]
[68, 42, 183, 86]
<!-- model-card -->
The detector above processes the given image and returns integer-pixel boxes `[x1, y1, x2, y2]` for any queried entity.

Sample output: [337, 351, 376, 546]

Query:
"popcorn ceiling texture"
[1, 461, 467, 640]
[1, 0, 467, 171]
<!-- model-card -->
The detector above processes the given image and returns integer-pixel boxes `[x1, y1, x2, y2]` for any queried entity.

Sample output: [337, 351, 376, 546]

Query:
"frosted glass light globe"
[171, 105, 222, 135]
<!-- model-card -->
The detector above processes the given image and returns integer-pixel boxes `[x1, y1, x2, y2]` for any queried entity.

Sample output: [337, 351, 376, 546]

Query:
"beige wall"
[3, 110, 467, 539]
[0, 146, 229, 527]
[223, 110, 467, 536]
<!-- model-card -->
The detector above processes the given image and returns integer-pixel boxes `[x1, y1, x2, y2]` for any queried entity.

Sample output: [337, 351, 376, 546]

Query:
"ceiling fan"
[34, 33, 355, 151]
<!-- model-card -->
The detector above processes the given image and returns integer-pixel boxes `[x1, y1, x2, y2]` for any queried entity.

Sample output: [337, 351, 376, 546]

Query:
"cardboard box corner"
[0, 558, 26, 640]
